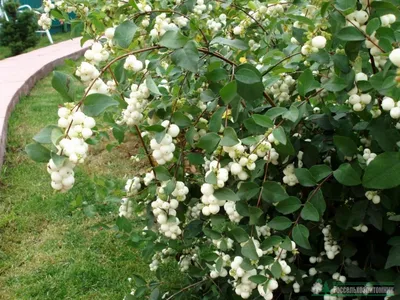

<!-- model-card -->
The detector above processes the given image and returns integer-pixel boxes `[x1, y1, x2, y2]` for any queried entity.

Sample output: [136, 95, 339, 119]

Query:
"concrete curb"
[0, 38, 88, 168]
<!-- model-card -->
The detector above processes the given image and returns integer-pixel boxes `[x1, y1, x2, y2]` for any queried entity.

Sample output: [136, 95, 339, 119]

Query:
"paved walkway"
[0, 38, 88, 167]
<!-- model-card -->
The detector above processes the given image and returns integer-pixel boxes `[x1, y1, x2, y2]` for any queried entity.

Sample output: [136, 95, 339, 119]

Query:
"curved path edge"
[0, 38, 88, 168]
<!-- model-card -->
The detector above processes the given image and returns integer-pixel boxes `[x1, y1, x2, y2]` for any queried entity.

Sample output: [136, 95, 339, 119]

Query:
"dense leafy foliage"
[0, 1, 39, 55]
[27, 0, 400, 299]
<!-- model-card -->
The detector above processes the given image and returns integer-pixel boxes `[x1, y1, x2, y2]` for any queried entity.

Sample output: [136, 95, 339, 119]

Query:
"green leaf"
[294, 168, 317, 187]
[366, 18, 381, 36]
[206, 68, 228, 82]
[334, 0, 356, 11]
[153, 166, 171, 181]
[333, 135, 358, 157]
[25, 143, 51, 163]
[172, 111, 191, 127]
[187, 152, 204, 165]
[237, 182, 260, 201]
[268, 216, 292, 230]
[272, 127, 287, 145]
[385, 246, 400, 268]
[292, 224, 311, 249]
[171, 41, 199, 73]
[236, 68, 261, 84]
[322, 75, 348, 92]
[309, 189, 326, 217]
[262, 182, 288, 203]
[276, 197, 302, 214]
[261, 236, 282, 250]
[241, 239, 259, 260]
[334, 163, 361, 186]
[51, 152, 66, 168]
[220, 81, 238, 105]
[184, 220, 203, 239]
[116, 216, 132, 232]
[197, 133, 220, 153]
[52, 71, 77, 101]
[51, 127, 63, 146]
[235, 64, 264, 102]
[252, 114, 273, 128]
[337, 27, 365, 41]
[230, 227, 249, 243]
[363, 152, 400, 189]
[220, 127, 239, 146]
[146, 76, 161, 96]
[205, 171, 217, 184]
[210, 37, 249, 50]
[309, 165, 332, 182]
[33, 125, 59, 144]
[249, 275, 268, 284]
[297, 69, 320, 96]
[249, 206, 263, 225]
[83, 93, 119, 116]
[214, 187, 240, 201]
[271, 261, 282, 278]
[159, 30, 189, 49]
[265, 107, 287, 120]
[209, 107, 225, 132]
[283, 105, 299, 122]
[301, 202, 320, 221]
[114, 20, 137, 48]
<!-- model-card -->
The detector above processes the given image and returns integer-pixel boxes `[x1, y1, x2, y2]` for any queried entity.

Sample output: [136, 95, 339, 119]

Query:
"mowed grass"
[0, 62, 180, 299]
[0, 32, 72, 60]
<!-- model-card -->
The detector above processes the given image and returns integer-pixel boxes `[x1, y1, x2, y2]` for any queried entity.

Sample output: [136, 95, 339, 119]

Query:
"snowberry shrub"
[27, 0, 400, 298]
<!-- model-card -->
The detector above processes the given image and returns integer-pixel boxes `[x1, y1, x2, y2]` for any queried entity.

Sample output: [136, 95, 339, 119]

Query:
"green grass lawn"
[0, 62, 180, 299]
[0, 31, 72, 60]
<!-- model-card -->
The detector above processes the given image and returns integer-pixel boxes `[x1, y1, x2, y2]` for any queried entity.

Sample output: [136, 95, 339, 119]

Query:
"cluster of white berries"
[47, 158, 75, 192]
[75, 62, 100, 84]
[124, 55, 144, 72]
[206, 14, 226, 32]
[332, 272, 347, 284]
[58, 106, 96, 140]
[206, 160, 230, 187]
[193, 0, 211, 15]
[125, 177, 141, 196]
[120, 83, 150, 126]
[363, 148, 377, 165]
[38, 0, 54, 29]
[119, 198, 133, 218]
[322, 225, 341, 260]
[365, 190, 380, 204]
[151, 195, 182, 239]
[257, 278, 279, 300]
[366, 15, 396, 69]
[188, 202, 204, 219]
[270, 75, 296, 102]
[200, 183, 226, 215]
[212, 238, 234, 250]
[250, 140, 280, 165]
[87, 79, 109, 95]
[282, 164, 299, 186]
[309, 255, 323, 264]
[347, 90, 372, 112]
[149, 13, 181, 38]
[256, 225, 271, 237]
[301, 36, 327, 56]
[84, 42, 109, 65]
[230, 256, 258, 299]
[293, 282, 300, 293]
[265, 3, 285, 17]
[381, 96, 400, 120]
[224, 201, 242, 223]
[311, 281, 323, 294]
[150, 121, 180, 165]
[347, 10, 369, 30]
[210, 254, 229, 278]
[172, 181, 189, 201]
[143, 171, 155, 186]
[38, 13, 52, 30]
[353, 223, 368, 232]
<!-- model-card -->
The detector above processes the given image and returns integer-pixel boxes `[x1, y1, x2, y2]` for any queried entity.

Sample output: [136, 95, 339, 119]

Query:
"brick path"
[0, 38, 87, 167]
